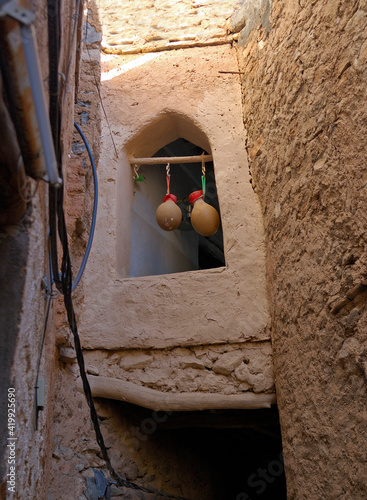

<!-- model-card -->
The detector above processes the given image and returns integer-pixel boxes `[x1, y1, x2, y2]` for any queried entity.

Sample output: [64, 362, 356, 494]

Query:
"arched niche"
[117, 111, 224, 278]
[81, 44, 270, 350]
[125, 111, 211, 159]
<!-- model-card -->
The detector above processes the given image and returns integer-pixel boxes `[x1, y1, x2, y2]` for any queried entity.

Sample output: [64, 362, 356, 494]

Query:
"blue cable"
[72, 122, 98, 292]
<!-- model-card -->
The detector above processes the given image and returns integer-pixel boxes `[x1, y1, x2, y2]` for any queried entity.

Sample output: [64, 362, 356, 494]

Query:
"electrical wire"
[85, 8, 118, 158]
[35, 239, 59, 430]
[47, 0, 63, 292]
[71, 122, 98, 292]
[58, 187, 190, 500]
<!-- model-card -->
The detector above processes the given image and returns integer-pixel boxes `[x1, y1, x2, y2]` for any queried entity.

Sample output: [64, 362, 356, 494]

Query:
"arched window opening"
[129, 138, 225, 278]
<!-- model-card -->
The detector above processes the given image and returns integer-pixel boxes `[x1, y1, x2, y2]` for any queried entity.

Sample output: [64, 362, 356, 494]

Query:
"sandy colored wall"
[0, 1, 80, 498]
[232, 0, 367, 498]
[79, 45, 270, 352]
[99, 0, 236, 54]
[49, 3, 277, 498]
[72, 44, 276, 409]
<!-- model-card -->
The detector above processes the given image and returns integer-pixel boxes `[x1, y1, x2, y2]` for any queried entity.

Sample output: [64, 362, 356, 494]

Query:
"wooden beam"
[129, 154, 213, 166]
[102, 33, 240, 56]
[77, 375, 277, 411]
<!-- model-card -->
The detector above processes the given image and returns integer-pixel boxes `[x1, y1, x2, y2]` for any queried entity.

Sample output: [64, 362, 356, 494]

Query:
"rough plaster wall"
[0, 1, 80, 498]
[0, 208, 46, 500]
[233, 0, 367, 498]
[48, 3, 277, 499]
[99, 0, 236, 54]
[80, 45, 270, 353]
[82, 343, 275, 394]
[0, 1, 54, 496]
[0, 224, 28, 498]
[7, 201, 49, 500]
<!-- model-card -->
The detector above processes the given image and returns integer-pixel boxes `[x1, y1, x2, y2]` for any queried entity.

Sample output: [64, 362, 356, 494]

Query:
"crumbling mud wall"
[230, 0, 367, 498]
[0, 1, 80, 499]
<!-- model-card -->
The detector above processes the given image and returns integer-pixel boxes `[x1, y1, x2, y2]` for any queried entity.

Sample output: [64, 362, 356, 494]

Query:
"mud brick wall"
[232, 1, 367, 498]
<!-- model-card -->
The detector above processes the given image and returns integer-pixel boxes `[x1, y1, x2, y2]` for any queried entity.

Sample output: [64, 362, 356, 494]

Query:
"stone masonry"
[232, 0, 367, 498]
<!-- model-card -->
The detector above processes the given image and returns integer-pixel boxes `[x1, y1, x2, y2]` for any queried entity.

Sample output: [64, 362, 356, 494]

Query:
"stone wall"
[82, 343, 274, 394]
[232, 0, 367, 498]
[0, 1, 80, 499]
[99, 0, 236, 54]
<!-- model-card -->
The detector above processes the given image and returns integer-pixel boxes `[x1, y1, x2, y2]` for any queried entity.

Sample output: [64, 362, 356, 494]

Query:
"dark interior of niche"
[99, 401, 287, 500]
[154, 138, 225, 270]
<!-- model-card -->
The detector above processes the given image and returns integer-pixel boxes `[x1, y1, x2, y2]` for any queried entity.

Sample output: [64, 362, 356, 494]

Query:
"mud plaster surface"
[78, 45, 270, 357]
[237, 0, 367, 498]
[49, 5, 276, 500]
[0, 1, 80, 497]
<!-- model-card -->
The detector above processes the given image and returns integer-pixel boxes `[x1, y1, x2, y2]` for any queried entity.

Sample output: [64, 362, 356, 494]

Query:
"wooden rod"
[129, 154, 213, 165]
[77, 375, 277, 411]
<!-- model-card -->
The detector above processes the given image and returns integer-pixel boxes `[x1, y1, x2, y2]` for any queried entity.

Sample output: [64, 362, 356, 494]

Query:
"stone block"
[86, 365, 99, 376]
[179, 355, 206, 369]
[212, 351, 246, 375]
[59, 347, 76, 364]
[119, 354, 153, 370]
[234, 363, 274, 393]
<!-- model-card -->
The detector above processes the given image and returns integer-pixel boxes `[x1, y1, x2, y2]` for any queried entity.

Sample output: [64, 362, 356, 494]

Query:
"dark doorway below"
[158, 406, 287, 500]
[108, 403, 287, 500]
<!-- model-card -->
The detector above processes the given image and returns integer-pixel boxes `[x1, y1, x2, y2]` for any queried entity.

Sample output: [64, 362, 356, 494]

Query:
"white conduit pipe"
[21, 24, 61, 186]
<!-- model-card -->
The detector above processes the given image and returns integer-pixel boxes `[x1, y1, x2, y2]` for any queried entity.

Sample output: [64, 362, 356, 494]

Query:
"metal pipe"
[130, 154, 213, 165]
[21, 23, 60, 186]
[0, 6, 61, 186]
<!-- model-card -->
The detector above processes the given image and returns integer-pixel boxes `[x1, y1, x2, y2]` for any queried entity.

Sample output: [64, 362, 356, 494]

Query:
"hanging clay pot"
[156, 194, 182, 231]
[189, 190, 220, 236]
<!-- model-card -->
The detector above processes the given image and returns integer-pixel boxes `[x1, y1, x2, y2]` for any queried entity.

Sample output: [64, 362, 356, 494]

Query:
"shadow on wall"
[87, 399, 286, 500]
[0, 218, 29, 494]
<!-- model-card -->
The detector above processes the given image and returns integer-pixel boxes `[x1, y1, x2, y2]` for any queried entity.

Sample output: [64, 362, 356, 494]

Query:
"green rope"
[201, 175, 206, 198]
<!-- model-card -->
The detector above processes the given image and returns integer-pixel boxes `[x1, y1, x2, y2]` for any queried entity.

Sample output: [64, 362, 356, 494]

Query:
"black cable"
[58, 199, 189, 499]
[44, 3, 189, 497]
[47, 0, 63, 292]
[71, 122, 98, 291]
[35, 240, 60, 430]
